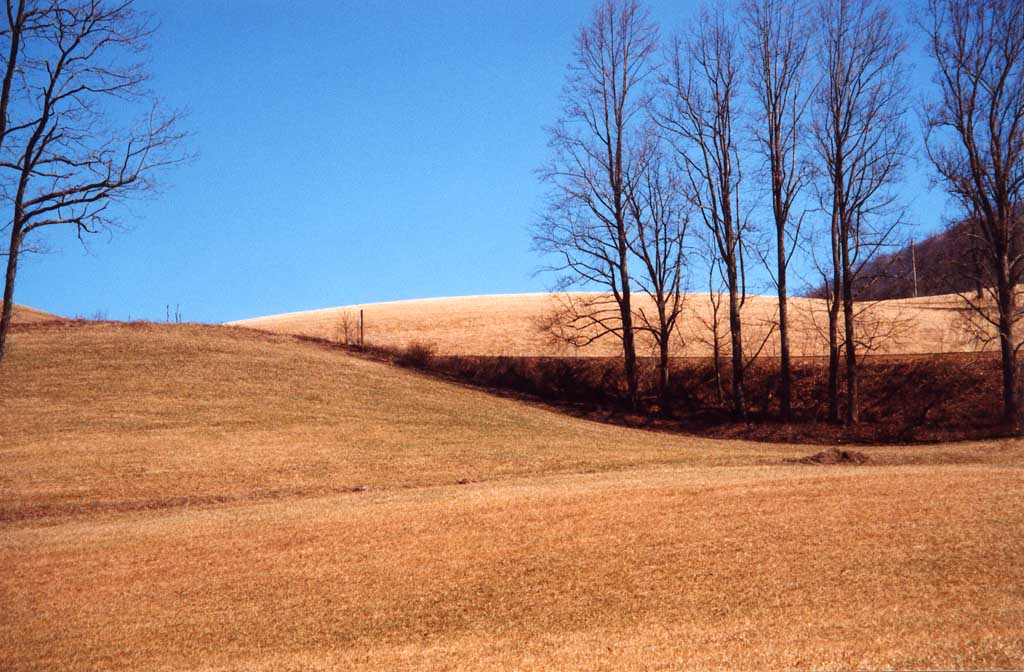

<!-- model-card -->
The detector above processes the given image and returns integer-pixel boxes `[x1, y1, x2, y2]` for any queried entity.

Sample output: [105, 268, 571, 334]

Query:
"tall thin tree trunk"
[973, 246, 984, 299]
[658, 310, 671, 416]
[620, 303, 638, 409]
[0, 3, 26, 364]
[0, 1, 25, 147]
[0, 226, 22, 362]
[841, 227, 859, 425]
[618, 244, 638, 410]
[828, 209, 842, 423]
[711, 292, 725, 405]
[727, 262, 746, 419]
[712, 328, 724, 405]
[996, 248, 1019, 430]
[776, 219, 792, 420]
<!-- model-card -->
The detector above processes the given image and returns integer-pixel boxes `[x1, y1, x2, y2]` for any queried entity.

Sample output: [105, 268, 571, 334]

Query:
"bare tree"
[627, 140, 689, 414]
[812, 0, 908, 425]
[656, 9, 749, 418]
[691, 240, 727, 405]
[0, 1, 46, 265]
[742, 0, 811, 421]
[535, 0, 658, 409]
[336, 309, 358, 345]
[806, 237, 842, 419]
[1, 2, 46, 151]
[0, 0, 185, 361]
[923, 0, 1024, 431]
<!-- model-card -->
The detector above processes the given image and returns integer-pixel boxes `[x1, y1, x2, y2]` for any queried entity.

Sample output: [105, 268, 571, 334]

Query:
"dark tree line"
[537, 0, 1024, 431]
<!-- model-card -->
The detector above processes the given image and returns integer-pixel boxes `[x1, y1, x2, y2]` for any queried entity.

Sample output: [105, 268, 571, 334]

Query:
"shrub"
[336, 311, 358, 345]
[395, 342, 435, 369]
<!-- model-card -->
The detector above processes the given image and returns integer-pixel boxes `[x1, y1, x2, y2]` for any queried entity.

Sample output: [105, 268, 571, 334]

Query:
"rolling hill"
[1, 319, 1022, 670]
[228, 291, 990, 357]
[0, 302, 62, 325]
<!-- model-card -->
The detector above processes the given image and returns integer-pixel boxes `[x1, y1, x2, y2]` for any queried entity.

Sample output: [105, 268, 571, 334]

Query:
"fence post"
[910, 239, 918, 298]
[360, 309, 364, 346]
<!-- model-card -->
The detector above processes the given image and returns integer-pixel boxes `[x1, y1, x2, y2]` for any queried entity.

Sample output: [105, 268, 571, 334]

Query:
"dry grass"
[2, 320, 1022, 670]
[0, 321, 811, 523]
[0, 302, 62, 325]
[228, 292, 988, 357]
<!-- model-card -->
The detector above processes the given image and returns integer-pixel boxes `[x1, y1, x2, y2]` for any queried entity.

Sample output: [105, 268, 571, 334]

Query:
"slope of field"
[1, 321, 1022, 670]
[0, 301, 62, 325]
[228, 292, 985, 357]
[0, 321, 791, 522]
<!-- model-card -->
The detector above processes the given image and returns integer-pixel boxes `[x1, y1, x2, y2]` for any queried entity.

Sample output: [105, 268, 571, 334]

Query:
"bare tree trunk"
[742, 0, 809, 421]
[657, 11, 747, 418]
[712, 310, 725, 405]
[996, 251, 1019, 428]
[658, 319, 671, 415]
[841, 229, 859, 424]
[627, 141, 689, 416]
[709, 285, 726, 405]
[0, 0, 26, 145]
[726, 259, 746, 418]
[777, 227, 792, 419]
[828, 210, 842, 422]
[971, 231, 985, 299]
[0, 227, 20, 360]
[814, 0, 907, 425]
[534, 0, 657, 412]
[618, 256, 639, 409]
[923, 0, 1024, 432]
[0, 0, 184, 363]
[0, 0, 28, 362]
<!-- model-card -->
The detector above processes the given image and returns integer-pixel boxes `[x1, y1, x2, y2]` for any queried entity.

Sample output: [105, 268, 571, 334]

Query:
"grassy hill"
[0, 302, 62, 325]
[228, 291, 989, 357]
[1, 321, 785, 522]
[1, 320, 1022, 670]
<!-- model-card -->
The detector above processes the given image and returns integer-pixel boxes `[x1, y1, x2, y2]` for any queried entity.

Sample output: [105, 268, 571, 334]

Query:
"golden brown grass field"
[229, 292, 988, 357]
[2, 302, 1022, 670]
[0, 302, 63, 325]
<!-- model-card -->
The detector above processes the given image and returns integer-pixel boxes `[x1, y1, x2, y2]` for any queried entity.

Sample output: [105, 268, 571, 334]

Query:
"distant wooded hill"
[808, 219, 1012, 301]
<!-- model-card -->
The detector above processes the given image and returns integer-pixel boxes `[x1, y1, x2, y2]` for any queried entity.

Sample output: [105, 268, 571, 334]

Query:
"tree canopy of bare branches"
[923, 0, 1024, 430]
[534, 0, 658, 409]
[627, 140, 689, 413]
[655, 8, 750, 418]
[0, 0, 186, 361]
[742, 0, 811, 421]
[812, 0, 908, 425]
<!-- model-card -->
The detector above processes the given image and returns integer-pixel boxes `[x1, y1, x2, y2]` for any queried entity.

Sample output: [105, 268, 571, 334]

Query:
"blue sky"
[13, 0, 948, 323]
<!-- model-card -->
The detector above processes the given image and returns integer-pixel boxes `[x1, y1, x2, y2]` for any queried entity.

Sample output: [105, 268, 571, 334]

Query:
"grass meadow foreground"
[1, 319, 1023, 670]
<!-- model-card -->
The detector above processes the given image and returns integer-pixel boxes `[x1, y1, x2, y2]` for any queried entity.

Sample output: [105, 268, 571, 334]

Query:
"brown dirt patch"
[789, 447, 870, 465]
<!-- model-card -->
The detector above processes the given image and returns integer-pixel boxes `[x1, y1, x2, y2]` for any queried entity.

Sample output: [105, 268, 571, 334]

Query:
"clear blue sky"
[14, 0, 947, 323]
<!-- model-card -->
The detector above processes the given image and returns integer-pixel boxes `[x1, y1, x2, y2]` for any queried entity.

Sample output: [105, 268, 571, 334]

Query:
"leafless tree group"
[923, 0, 1024, 430]
[537, 0, 1023, 430]
[0, 0, 185, 361]
[813, 0, 908, 426]
[653, 9, 748, 417]
[534, 0, 658, 410]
